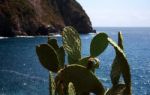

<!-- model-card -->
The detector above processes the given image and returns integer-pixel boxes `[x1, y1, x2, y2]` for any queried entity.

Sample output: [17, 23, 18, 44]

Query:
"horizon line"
[93, 26, 150, 28]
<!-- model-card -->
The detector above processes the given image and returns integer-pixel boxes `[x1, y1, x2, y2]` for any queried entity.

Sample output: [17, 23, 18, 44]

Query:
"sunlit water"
[0, 27, 150, 95]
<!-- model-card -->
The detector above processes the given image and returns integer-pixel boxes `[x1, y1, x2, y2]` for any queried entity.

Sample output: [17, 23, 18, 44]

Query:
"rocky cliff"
[0, 0, 93, 37]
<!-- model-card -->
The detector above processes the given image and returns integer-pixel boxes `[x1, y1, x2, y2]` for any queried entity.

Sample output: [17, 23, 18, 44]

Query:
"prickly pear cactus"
[36, 44, 60, 73]
[49, 71, 56, 95]
[90, 33, 108, 57]
[76, 57, 100, 72]
[48, 38, 65, 68]
[48, 39, 59, 51]
[107, 33, 131, 95]
[57, 46, 65, 68]
[106, 84, 127, 95]
[68, 82, 76, 95]
[110, 32, 124, 86]
[35, 27, 132, 95]
[118, 32, 124, 50]
[62, 26, 81, 64]
[55, 64, 105, 95]
[108, 38, 131, 86]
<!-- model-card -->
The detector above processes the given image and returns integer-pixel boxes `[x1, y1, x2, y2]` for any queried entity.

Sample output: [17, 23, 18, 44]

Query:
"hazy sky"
[77, 0, 150, 27]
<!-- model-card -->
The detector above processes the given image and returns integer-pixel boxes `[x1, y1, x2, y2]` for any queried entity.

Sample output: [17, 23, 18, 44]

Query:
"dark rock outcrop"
[0, 0, 93, 37]
[55, 0, 93, 34]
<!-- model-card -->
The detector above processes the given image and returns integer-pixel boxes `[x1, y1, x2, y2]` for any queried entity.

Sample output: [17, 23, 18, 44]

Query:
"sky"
[77, 0, 150, 27]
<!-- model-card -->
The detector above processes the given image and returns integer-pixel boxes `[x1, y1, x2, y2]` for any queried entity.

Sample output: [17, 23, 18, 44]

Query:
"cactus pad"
[110, 32, 124, 86]
[90, 33, 108, 57]
[68, 82, 76, 95]
[108, 37, 131, 93]
[48, 39, 59, 51]
[62, 26, 81, 64]
[36, 44, 59, 72]
[55, 64, 105, 94]
[106, 84, 127, 95]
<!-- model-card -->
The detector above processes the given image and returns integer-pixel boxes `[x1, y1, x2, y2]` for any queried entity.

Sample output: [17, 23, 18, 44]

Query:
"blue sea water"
[0, 27, 150, 95]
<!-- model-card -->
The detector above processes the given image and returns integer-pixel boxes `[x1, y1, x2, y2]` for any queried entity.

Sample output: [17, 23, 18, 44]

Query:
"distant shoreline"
[93, 26, 150, 28]
[1, 27, 150, 38]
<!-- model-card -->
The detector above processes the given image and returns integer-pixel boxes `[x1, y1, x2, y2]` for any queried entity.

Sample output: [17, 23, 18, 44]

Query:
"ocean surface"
[0, 27, 150, 95]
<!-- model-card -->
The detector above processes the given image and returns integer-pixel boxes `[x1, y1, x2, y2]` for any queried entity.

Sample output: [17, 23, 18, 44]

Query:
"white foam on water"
[36, 34, 62, 38]
[53, 34, 61, 37]
[0, 37, 8, 39]
[88, 32, 96, 35]
[16, 36, 35, 38]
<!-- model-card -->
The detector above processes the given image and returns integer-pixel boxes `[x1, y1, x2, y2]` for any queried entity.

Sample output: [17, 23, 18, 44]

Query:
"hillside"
[0, 0, 93, 37]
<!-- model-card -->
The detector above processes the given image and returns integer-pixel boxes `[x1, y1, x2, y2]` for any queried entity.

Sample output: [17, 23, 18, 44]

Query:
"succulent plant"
[48, 38, 65, 68]
[36, 44, 60, 73]
[90, 33, 108, 57]
[110, 32, 124, 86]
[68, 82, 76, 95]
[107, 32, 131, 95]
[55, 64, 105, 95]
[62, 27, 81, 64]
[49, 71, 56, 95]
[36, 27, 131, 95]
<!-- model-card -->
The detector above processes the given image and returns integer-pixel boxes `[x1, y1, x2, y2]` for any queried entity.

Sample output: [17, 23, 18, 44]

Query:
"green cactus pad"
[55, 64, 105, 94]
[90, 33, 108, 57]
[110, 32, 124, 86]
[68, 82, 76, 95]
[57, 46, 65, 68]
[48, 38, 65, 68]
[108, 38, 126, 57]
[48, 39, 59, 51]
[49, 72, 56, 95]
[118, 32, 124, 50]
[36, 44, 59, 73]
[106, 84, 131, 95]
[62, 26, 81, 64]
[111, 58, 121, 86]
[108, 38, 131, 90]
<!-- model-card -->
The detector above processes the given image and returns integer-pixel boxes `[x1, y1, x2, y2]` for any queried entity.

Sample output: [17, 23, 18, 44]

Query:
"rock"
[0, 12, 14, 36]
[36, 24, 59, 35]
[0, 0, 93, 37]
[56, 0, 93, 33]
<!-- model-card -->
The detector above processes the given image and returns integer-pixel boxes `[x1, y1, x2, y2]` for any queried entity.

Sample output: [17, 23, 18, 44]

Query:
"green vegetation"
[36, 26, 131, 95]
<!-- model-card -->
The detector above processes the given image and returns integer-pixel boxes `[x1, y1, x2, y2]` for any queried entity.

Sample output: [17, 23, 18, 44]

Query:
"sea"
[0, 27, 150, 95]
